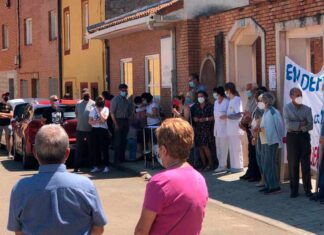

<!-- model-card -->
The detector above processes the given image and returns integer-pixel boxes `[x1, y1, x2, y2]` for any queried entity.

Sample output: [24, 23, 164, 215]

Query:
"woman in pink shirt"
[135, 118, 208, 235]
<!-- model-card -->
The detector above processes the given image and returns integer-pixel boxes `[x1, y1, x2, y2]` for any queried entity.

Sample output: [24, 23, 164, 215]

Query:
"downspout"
[57, 0, 63, 97]
[171, 27, 177, 97]
[16, 0, 21, 99]
[105, 39, 111, 91]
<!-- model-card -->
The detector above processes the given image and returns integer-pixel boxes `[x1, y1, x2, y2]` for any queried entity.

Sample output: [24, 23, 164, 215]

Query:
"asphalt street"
[0, 152, 293, 235]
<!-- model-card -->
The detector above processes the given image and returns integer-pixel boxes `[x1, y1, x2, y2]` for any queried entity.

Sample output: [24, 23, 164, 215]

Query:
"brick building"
[18, 0, 59, 98]
[0, 0, 59, 99]
[89, 0, 323, 113]
[0, 0, 18, 98]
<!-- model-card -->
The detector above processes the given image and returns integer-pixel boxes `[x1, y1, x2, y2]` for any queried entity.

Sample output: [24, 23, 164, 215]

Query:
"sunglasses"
[53, 99, 58, 101]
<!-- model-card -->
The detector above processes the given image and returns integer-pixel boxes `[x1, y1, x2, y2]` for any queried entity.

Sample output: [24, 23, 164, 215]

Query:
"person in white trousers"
[213, 87, 230, 173]
[221, 82, 244, 173]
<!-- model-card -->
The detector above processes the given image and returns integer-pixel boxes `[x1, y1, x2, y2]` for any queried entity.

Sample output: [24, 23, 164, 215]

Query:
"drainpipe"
[16, 0, 21, 69]
[57, 0, 63, 97]
[171, 27, 177, 97]
[105, 39, 111, 91]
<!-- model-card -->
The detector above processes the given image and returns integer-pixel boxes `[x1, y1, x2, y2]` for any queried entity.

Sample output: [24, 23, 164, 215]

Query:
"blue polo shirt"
[7, 164, 107, 234]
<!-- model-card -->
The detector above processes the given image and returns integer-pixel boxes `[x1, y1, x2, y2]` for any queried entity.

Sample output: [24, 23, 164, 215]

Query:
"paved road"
[0, 153, 293, 235]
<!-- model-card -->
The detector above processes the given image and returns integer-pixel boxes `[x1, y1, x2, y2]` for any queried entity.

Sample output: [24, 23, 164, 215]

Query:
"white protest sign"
[284, 56, 324, 172]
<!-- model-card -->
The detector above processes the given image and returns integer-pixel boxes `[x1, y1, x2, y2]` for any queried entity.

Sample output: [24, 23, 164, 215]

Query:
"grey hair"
[289, 87, 302, 96]
[35, 124, 69, 164]
[262, 92, 276, 106]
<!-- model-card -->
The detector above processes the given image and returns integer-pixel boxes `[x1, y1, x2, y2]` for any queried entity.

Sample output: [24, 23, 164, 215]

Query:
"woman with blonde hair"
[135, 118, 208, 235]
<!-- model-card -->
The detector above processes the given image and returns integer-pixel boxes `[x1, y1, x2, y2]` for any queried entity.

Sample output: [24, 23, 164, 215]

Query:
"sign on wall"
[284, 57, 324, 171]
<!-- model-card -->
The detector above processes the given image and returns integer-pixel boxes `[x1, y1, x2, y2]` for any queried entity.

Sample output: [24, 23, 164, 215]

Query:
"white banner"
[284, 57, 324, 172]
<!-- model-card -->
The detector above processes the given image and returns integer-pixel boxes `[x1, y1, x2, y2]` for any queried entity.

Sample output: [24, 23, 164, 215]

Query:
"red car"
[12, 100, 77, 169]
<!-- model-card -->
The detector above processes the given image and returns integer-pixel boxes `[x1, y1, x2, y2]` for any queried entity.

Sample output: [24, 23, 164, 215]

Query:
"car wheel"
[22, 141, 31, 169]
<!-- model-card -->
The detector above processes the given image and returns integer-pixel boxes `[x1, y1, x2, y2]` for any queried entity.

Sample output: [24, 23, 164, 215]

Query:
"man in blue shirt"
[7, 124, 107, 234]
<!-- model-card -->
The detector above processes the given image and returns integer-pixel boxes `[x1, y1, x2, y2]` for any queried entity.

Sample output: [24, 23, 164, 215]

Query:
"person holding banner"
[221, 82, 244, 173]
[283, 88, 313, 198]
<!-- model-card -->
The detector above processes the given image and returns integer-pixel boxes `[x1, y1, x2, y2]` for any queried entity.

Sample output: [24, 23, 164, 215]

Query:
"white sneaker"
[213, 166, 227, 173]
[8, 153, 13, 159]
[102, 167, 109, 173]
[90, 167, 100, 173]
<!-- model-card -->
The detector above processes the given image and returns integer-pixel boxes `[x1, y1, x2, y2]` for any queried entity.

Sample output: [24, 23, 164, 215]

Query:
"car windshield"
[61, 105, 76, 119]
[34, 107, 49, 120]
[14, 103, 28, 119]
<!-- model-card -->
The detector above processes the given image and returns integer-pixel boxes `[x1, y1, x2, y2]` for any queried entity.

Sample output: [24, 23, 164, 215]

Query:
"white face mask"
[295, 96, 303, 105]
[257, 102, 266, 110]
[225, 91, 229, 97]
[213, 93, 218, 100]
[198, 97, 205, 104]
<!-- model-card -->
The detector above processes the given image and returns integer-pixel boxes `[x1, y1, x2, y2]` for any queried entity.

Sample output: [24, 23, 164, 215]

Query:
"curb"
[117, 163, 314, 235]
[208, 198, 314, 235]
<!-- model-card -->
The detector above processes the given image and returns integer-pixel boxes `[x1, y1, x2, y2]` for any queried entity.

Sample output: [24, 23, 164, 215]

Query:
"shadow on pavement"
[203, 171, 324, 234]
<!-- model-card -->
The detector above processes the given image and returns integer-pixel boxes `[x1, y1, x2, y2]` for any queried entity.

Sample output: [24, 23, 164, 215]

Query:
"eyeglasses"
[53, 99, 58, 101]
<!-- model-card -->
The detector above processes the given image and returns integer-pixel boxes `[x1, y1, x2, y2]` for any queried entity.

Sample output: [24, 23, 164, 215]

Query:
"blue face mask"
[185, 97, 192, 104]
[245, 90, 253, 98]
[189, 81, 195, 88]
[120, 91, 128, 97]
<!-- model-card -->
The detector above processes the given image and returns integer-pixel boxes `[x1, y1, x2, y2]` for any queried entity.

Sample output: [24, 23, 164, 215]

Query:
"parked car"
[0, 98, 49, 147]
[12, 100, 78, 169]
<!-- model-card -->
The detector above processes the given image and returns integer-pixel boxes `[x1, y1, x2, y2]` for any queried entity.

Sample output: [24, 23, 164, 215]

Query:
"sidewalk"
[118, 160, 324, 235]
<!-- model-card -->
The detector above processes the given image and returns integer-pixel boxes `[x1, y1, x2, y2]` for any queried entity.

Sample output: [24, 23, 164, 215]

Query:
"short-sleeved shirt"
[146, 102, 160, 126]
[0, 102, 12, 126]
[76, 100, 95, 132]
[110, 95, 132, 119]
[214, 98, 229, 138]
[42, 107, 64, 124]
[7, 164, 107, 234]
[89, 107, 109, 129]
[143, 166, 208, 235]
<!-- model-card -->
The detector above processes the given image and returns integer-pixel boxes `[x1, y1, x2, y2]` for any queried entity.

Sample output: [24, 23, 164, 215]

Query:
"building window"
[64, 7, 70, 54]
[145, 55, 161, 100]
[65, 82, 73, 99]
[9, 78, 14, 99]
[24, 18, 32, 46]
[91, 83, 98, 100]
[31, 79, 39, 98]
[81, 0, 89, 49]
[49, 77, 58, 96]
[120, 59, 133, 96]
[20, 80, 28, 98]
[2, 24, 9, 49]
[49, 10, 57, 41]
[80, 82, 88, 98]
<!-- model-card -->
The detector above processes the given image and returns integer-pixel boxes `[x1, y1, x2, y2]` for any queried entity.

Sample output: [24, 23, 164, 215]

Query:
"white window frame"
[64, 9, 70, 52]
[2, 24, 9, 49]
[49, 10, 58, 41]
[25, 18, 32, 45]
[120, 58, 133, 95]
[145, 54, 161, 100]
[82, 0, 89, 47]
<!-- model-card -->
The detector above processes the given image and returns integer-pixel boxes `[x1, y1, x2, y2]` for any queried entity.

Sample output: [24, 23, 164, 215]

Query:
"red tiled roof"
[88, 0, 183, 34]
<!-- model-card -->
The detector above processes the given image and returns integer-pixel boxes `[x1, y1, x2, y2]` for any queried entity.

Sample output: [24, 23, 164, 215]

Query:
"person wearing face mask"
[111, 84, 133, 164]
[188, 74, 206, 102]
[251, 87, 268, 188]
[192, 91, 214, 171]
[212, 87, 230, 173]
[222, 82, 244, 173]
[283, 87, 313, 198]
[88, 96, 110, 173]
[73, 88, 95, 173]
[258, 92, 284, 195]
[240, 83, 261, 182]
[135, 118, 208, 235]
[42, 95, 64, 125]
[0, 92, 13, 159]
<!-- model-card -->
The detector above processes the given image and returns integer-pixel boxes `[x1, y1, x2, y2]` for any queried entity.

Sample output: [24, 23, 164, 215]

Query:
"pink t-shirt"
[143, 166, 208, 235]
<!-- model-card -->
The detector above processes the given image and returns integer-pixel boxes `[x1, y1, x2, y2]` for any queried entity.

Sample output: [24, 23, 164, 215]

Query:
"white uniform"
[214, 98, 229, 168]
[226, 96, 244, 170]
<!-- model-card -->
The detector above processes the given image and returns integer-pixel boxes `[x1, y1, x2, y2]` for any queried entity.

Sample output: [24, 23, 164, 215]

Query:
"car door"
[14, 104, 32, 154]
